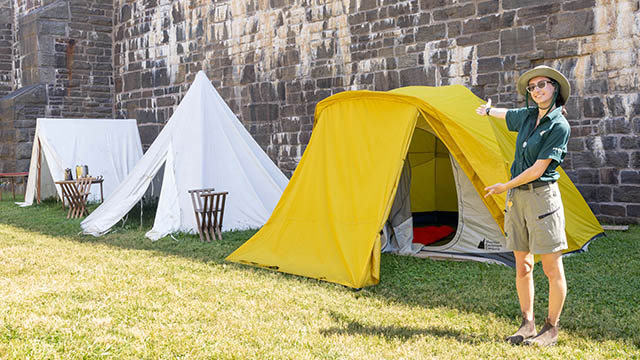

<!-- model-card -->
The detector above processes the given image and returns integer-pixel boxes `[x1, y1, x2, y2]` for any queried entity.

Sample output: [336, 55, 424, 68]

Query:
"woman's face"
[527, 76, 556, 106]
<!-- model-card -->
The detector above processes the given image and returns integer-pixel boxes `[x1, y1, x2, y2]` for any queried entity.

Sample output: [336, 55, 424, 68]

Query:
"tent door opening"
[407, 127, 459, 247]
[381, 124, 460, 253]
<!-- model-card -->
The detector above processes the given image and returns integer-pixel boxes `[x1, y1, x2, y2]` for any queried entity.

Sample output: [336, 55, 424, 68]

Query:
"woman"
[475, 65, 571, 347]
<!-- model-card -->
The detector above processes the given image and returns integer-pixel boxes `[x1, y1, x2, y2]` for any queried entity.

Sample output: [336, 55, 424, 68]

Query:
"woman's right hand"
[475, 98, 491, 116]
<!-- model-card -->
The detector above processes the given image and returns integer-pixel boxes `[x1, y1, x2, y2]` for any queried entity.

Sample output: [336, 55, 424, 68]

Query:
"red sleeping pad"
[412, 225, 456, 245]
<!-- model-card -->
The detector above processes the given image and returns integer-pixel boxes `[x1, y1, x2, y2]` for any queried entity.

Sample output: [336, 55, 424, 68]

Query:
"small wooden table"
[55, 177, 104, 210]
[0, 172, 29, 201]
[188, 189, 228, 242]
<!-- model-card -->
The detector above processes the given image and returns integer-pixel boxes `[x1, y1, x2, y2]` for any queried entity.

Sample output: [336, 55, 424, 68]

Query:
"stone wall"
[0, 0, 114, 174]
[0, 84, 46, 173]
[0, 0, 11, 96]
[0, 0, 637, 223]
[112, 0, 640, 223]
[15, 0, 114, 117]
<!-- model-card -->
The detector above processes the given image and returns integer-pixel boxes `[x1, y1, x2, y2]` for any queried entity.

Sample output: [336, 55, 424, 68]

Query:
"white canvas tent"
[81, 71, 289, 240]
[19, 118, 143, 206]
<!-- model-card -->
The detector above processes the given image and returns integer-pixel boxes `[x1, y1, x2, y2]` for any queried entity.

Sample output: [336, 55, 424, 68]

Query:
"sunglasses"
[526, 80, 555, 93]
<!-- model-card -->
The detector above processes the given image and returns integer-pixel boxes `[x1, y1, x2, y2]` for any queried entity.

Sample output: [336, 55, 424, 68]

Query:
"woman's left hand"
[484, 183, 508, 198]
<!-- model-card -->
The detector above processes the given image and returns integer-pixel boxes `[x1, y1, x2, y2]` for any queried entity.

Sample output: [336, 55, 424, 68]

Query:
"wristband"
[485, 107, 491, 116]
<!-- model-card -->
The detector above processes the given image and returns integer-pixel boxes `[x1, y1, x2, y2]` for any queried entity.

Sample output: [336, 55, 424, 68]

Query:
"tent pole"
[139, 197, 143, 230]
[37, 139, 42, 204]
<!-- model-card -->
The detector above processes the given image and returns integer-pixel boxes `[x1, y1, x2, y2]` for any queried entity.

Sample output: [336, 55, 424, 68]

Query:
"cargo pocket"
[538, 207, 559, 220]
[534, 191, 565, 251]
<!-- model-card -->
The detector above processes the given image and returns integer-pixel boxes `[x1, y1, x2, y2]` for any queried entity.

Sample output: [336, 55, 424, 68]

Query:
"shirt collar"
[533, 106, 563, 125]
[545, 106, 563, 122]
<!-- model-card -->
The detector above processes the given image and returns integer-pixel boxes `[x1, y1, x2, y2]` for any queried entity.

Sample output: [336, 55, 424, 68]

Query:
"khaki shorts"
[504, 182, 567, 254]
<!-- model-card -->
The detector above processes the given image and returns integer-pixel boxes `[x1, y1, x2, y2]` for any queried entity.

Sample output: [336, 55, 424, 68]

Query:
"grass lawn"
[1, 195, 639, 359]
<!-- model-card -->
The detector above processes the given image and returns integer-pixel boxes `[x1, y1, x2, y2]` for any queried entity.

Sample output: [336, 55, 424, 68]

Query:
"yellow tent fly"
[227, 86, 604, 289]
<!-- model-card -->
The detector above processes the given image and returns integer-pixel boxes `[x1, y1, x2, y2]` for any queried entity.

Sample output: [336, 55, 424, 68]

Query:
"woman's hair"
[551, 81, 568, 117]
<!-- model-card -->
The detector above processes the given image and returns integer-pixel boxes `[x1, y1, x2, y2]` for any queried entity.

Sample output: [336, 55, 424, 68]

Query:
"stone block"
[463, 14, 500, 34]
[503, 0, 559, 10]
[582, 97, 605, 118]
[34, 1, 70, 21]
[399, 67, 433, 86]
[416, 23, 446, 43]
[153, 68, 169, 87]
[604, 151, 629, 168]
[138, 123, 162, 146]
[16, 142, 32, 160]
[374, 71, 399, 91]
[500, 26, 534, 54]
[606, 96, 627, 117]
[599, 136, 618, 150]
[567, 137, 584, 152]
[583, 79, 608, 95]
[549, 10, 594, 39]
[632, 151, 640, 168]
[599, 168, 619, 185]
[600, 204, 626, 217]
[123, 71, 140, 92]
[572, 151, 601, 168]
[477, 41, 499, 57]
[358, 0, 377, 11]
[620, 136, 639, 150]
[447, 21, 462, 37]
[613, 186, 640, 203]
[16, 159, 30, 173]
[577, 168, 599, 184]
[171, 3, 184, 23]
[456, 30, 499, 46]
[119, 4, 131, 23]
[240, 65, 255, 85]
[603, 118, 631, 134]
[38, 20, 67, 36]
[433, 4, 476, 21]
[576, 185, 611, 203]
[477, 0, 499, 15]
[516, 4, 561, 19]
[477, 57, 502, 73]
[562, 0, 596, 11]
[628, 205, 640, 217]
[419, 0, 448, 9]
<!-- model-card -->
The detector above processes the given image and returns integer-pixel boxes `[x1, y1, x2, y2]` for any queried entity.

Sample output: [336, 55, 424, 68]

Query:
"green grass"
[1, 196, 639, 359]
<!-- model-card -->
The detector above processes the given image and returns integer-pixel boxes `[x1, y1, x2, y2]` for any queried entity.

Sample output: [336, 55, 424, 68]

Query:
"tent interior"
[406, 123, 459, 247]
[380, 112, 468, 253]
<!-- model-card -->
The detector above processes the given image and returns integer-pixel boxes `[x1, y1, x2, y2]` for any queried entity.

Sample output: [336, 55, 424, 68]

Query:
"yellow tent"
[227, 86, 603, 288]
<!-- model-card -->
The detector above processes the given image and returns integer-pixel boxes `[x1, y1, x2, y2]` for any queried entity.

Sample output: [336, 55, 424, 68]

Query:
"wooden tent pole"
[37, 138, 41, 204]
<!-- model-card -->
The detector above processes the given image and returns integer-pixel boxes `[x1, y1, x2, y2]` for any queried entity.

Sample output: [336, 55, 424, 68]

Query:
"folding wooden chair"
[59, 177, 94, 219]
[188, 188, 228, 242]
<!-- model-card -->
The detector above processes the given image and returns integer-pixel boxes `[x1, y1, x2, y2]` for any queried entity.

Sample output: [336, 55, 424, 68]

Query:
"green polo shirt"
[505, 106, 570, 182]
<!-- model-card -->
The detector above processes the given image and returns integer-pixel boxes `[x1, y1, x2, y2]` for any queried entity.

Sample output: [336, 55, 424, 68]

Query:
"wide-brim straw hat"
[517, 65, 571, 102]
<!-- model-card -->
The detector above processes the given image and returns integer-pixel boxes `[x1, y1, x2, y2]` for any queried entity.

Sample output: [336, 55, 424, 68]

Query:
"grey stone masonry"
[0, 0, 11, 96]
[1, 0, 639, 224]
[111, 0, 640, 224]
[0, 0, 114, 174]
[0, 84, 46, 173]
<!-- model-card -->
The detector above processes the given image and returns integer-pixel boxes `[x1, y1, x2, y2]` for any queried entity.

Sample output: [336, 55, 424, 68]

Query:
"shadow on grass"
[320, 311, 485, 344]
[1, 198, 638, 349]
